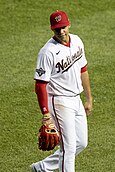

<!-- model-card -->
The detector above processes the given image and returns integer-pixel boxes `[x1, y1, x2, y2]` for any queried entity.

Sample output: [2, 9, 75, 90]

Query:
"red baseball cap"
[50, 10, 70, 30]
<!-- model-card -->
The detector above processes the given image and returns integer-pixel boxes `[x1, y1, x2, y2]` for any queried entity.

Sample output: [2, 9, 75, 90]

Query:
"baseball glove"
[38, 123, 59, 151]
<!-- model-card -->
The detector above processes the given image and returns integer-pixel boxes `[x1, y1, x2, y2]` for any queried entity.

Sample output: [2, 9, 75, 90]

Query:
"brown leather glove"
[38, 113, 59, 151]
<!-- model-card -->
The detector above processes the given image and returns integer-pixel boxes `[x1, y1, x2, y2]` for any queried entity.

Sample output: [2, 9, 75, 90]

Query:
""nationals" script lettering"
[56, 47, 83, 73]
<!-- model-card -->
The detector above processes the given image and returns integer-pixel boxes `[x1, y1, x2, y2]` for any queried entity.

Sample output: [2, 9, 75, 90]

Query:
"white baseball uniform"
[34, 33, 88, 172]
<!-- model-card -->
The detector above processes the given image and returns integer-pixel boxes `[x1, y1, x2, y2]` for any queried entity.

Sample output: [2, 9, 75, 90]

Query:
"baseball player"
[31, 10, 93, 172]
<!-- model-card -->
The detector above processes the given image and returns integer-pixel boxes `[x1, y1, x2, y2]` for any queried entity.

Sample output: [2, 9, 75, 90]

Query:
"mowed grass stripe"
[0, 0, 114, 171]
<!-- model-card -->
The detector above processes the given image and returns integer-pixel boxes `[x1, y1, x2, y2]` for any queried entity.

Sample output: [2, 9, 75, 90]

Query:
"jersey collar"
[53, 35, 70, 47]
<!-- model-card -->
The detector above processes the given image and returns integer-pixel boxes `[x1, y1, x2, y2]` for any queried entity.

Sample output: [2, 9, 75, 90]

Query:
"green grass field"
[0, 0, 115, 171]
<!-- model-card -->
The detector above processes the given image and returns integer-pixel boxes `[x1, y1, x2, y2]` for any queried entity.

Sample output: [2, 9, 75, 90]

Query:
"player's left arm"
[81, 70, 93, 116]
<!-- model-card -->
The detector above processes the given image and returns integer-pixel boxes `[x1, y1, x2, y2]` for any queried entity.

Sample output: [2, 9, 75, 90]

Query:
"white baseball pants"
[34, 95, 88, 172]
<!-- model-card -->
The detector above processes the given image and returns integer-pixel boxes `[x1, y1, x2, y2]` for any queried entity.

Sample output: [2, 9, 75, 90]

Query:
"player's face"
[53, 25, 70, 44]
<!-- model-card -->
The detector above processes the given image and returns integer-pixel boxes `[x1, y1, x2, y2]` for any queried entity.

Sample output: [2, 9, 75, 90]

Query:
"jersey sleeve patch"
[36, 67, 46, 77]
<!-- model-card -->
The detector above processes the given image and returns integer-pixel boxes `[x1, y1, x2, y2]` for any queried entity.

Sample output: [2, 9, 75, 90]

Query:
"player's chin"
[58, 34, 66, 39]
[59, 35, 67, 42]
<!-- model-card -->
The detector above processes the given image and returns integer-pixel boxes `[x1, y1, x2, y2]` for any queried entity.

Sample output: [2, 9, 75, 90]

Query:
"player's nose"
[60, 28, 65, 34]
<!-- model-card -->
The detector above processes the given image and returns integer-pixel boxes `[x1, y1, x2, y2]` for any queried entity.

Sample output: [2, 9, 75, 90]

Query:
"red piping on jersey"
[52, 96, 65, 172]
[35, 80, 49, 114]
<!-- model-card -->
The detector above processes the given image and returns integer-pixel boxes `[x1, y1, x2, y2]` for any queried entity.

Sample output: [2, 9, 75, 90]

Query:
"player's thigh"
[49, 96, 76, 147]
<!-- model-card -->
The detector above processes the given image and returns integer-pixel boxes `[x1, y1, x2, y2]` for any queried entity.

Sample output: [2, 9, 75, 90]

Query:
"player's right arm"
[35, 80, 52, 125]
[34, 47, 54, 123]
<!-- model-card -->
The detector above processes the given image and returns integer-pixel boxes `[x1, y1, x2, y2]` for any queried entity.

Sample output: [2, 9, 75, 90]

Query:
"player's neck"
[53, 35, 70, 47]
[62, 36, 70, 46]
[62, 36, 70, 47]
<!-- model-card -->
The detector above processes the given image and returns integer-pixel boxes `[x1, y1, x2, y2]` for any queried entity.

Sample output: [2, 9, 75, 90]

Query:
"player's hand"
[84, 100, 92, 116]
[42, 112, 53, 125]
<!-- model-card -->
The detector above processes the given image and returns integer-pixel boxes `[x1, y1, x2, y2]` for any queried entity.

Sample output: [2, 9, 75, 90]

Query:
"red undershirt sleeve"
[35, 80, 49, 114]
[81, 65, 87, 73]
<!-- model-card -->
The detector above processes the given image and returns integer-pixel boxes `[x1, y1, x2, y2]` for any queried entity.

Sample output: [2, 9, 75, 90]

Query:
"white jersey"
[34, 33, 87, 96]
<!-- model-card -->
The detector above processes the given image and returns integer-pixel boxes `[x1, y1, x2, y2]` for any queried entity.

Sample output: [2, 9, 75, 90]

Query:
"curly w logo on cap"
[55, 15, 62, 22]
[50, 10, 70, 30]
